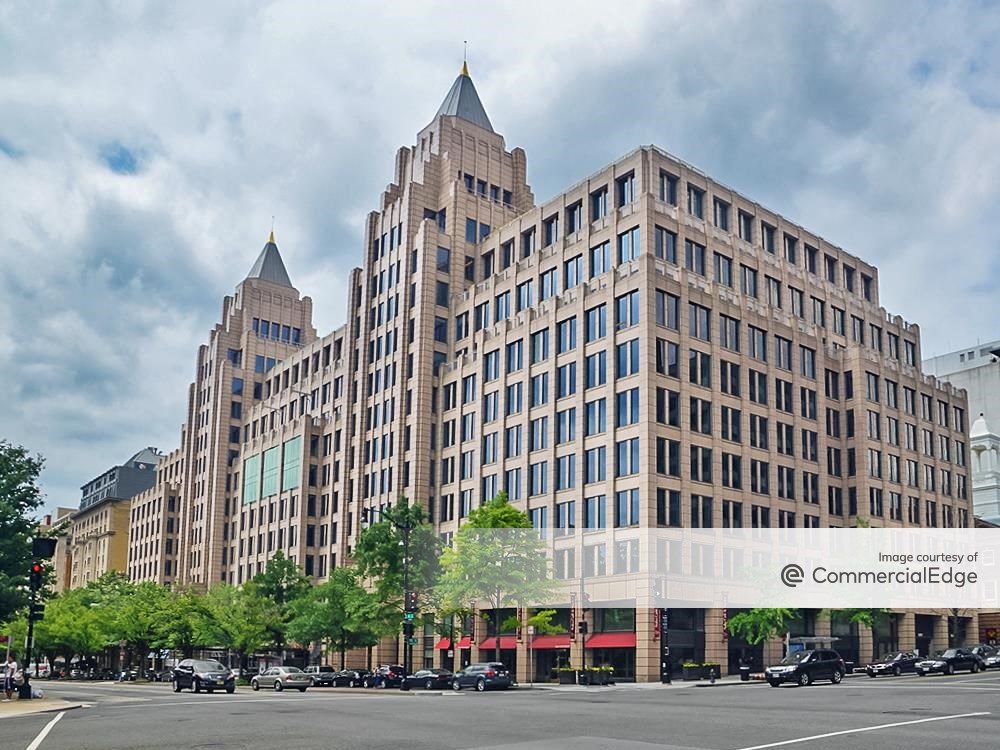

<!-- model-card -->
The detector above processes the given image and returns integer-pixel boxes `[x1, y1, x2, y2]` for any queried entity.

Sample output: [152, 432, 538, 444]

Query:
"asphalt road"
[6, 672, 1000, 750]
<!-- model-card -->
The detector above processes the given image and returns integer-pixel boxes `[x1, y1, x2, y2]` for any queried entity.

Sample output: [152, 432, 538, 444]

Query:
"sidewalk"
[523, 674, 761, 691]
[0, 697, 84, 720]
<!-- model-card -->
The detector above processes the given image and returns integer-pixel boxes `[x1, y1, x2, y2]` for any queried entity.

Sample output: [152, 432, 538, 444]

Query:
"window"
[465, 218, 477, 243]
[659, 171, 678, 205]
[656, 388, 680, 426]
[434, 316, 448, 343]
[720, 361, 740, 396]
[539, 268, 558, 301]
[690, 396, 711, 435]
[689, 303, 711, 341]
[656, 437, 680, 476]
[775, 336, 792, 371]
[615, 488, 640, 527]
[687, 184, 705, 219]
[506, 340, 524, 373]
[655, 338, 679, 377]
[616, 387, 640, 426]
[765, 276, 782, 308]
[800, 346, 816, 379]
[585, 447, 606, 483]
[616, 290, 640, 330]
[685, 240, 706, 275]
[712, 197, 732, 231]
[585, 398, 607, 436]
[789, 287, 803, 318]
[436, 246, 450, 272]
[516, 280, 534, 312]
[556, 363, 577, 399]
[615, 339, 640, 377]
[616, 438, 640, 477]
[721, 405, 741, 442]
[657, 488, 681, 527]
[543, 214, 559, 247]
[617, 226, 640, 264]
[564, 254, 584, 289]
[529, 462, 547, 495]
[655, 226, 677, 262]
[584, 495, 606, 529]
[530, 329, 549, 364]
[741, 265, 758, 298]
[557, 407, 576, 444]
[590, 241, 611, 278]
[805, 245, 818, 273]
[714, 252, 733, 287]
[585, 351, 606, 388]
[812, 297, 826, 327]
[566, 202, 583, 234]
[530, 417, 548, 452]
[557, 317, 577, 353]
[690, 446, 712, 483]
[720, 315, 740, 352]
[761, 222, 776, 253]
[495, 291, 510, 321]
[738, 210, 753, 242]
[750, 459, 770, 494]
[522, 227, 536, 258]
[748, 326, 767, 362]
[749, 369, 768, 405]
[689, 350, 711, 388]
[591, 187, 608, 221]
[616, 172, 636, 206]
[784, 234, 797, 264]
[530, 372, 549, 407]
[585, 304, 606, 342]
[656, 290, 679, 329]
[750, 415, 769, 450]
[691, 494, 713, 528]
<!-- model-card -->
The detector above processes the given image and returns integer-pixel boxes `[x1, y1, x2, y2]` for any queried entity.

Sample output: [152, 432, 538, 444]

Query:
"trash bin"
[740, 666, 751, 682]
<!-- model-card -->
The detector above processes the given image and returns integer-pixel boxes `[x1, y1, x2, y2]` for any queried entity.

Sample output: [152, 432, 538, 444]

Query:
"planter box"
[558, 671, 577, 685]
[682, 667, 701, 681]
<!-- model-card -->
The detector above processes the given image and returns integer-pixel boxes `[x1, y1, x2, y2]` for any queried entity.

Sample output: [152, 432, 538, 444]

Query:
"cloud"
[1, 0, 998, 512]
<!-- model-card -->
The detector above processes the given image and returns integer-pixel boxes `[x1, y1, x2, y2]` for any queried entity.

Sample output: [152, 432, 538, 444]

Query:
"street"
[4, 672, 1000, 750]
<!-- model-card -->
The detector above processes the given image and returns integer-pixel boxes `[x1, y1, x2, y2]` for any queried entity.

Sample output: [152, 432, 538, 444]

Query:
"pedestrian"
[3, 653, 17, 701]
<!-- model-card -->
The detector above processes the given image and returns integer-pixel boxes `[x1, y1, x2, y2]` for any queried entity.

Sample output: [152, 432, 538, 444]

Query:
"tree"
[0, 442, 45, 622]
[287, 569, 392, 668]
[726, 609, 799, 647]
[436, 492, 556, 663]
[353, 496, 441, 608]
[834, 608, 891, 661]
[158, 588, 209, 658]
[251, 552, 310, 651]
[113, 582, 171, 672]
[198, 585, 276, 671]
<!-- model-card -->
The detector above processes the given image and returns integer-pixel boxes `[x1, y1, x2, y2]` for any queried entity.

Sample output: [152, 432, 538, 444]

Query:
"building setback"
[130, 65, 975, 679]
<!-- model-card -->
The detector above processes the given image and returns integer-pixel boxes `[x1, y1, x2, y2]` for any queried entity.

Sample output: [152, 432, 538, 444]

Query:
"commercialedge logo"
[779, 563, 978, 589]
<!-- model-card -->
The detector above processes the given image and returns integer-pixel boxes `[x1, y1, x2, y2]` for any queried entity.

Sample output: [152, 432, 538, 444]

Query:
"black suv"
[172, 659, 236, 694]
[451, 663, 512, 692]
[766, 650, 846, 687]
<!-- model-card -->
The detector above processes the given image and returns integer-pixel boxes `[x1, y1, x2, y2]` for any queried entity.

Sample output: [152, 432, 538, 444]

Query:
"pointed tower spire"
[246, 231, 293, 287]
[461, 40, 469, 77]
[433, 57, 493, 132]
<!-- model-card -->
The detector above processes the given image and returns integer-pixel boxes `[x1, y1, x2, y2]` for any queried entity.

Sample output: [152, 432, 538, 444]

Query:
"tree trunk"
[494, 606, 501, 664]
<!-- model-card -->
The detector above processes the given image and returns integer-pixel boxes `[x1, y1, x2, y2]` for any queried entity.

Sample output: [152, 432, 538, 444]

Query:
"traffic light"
[405, 591, 418, 611]
[402, 622, 415, 637]
[29, 603, 45, 622]
[29, 562, 43, 592]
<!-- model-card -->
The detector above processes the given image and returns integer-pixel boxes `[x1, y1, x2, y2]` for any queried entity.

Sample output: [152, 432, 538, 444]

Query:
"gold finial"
[461, 40, 469, 76]
[269, 216, 275, 243]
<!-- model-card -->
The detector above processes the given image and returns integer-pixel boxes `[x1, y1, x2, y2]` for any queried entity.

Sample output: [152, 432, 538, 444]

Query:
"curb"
[0, 701, 84, 720]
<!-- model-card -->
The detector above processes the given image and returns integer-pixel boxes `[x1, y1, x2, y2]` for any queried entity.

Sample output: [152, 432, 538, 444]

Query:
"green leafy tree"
[526, 608, 566, 636]
[353, 496, 441, 610]
[833, 608, 891, 661]
[0, 442, 45, 622]
[436, 492, 556, 662]
[158, 588, 209, 658]
[249, 552, 310, 650]
[198, 585, 276, 672]
[113, 581, 171, 672]
[287, 569, 393, 668]
[726, 608, 799, 646]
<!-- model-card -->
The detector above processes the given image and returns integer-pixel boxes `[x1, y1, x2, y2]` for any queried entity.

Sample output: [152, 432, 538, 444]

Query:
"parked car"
[172, 659, 236, 693]
[451, 663, 512, 692]
[765, 650, 846, 687]
[406, 668, 454, 690]
[971, 645, 998, 668]
[304, 665, 336, 687]
[865, 651, 920, 678]
[250, 666, 311, 692]
[332, 668, 371, 688]
[145, 668, 174, 682]
[363, 664, 407, 689]
[916, 648, 982, 676]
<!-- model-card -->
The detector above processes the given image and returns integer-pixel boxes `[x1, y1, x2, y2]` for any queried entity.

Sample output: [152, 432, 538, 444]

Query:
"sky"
[2, 1, 999, 514]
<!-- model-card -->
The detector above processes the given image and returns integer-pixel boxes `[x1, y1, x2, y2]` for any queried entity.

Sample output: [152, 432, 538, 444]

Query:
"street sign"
[403, 611, 415, 621]
[406, 637, 417, 645]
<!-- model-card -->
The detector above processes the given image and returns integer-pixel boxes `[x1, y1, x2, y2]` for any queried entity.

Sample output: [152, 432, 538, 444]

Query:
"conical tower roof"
[246, 231, 293, 287]
[433, 63, 494, 132]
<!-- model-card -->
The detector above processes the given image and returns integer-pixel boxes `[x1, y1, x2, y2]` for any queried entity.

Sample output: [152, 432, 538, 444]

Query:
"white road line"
[24, 711, 65, 750]
[732, 712, 990, 750]
[98, 695, 383, 709]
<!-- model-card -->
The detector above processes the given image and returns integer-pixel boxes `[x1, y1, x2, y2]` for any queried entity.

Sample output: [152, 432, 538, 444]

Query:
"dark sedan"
[172, 659, 236, 694]
[332, 668, 371, 688]
[406, 668, 454, 690]
[916, 648, 982, 676]
[451, 663, 512, 692]
[865, 651, 919, 678]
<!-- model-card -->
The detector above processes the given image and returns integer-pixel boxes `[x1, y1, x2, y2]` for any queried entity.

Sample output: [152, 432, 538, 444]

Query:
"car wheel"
[476, 679, 486, 692]
[425, 678, 434, 690]
[868, 672, 876, 679]
[831, 671, 843, 684]
[275, 680, 284, 691]
[945, 664, 954, 676]
[893, 666, 901, 677]
[226, 685, 235, 694]
[768, 680, 780, 687]
[362, 678, 371, 689]
[971, 662, 981, 674]
[207, 688, 214, 694]
[348, 679, 355, 688]
[193, 679, 201, 694]
[251, 680, 260, 691]
[452, 680, 462, 691]
[797, 672, 811, 687]
[173, 680, 182, 693]
[298, 687, 307, 693]
[916, 671, 925, 677]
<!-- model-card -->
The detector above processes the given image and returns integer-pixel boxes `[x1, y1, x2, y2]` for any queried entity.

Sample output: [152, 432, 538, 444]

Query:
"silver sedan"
[250, 666, 311, 692]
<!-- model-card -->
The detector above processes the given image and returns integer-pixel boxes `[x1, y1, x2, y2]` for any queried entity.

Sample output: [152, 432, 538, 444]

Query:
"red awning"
[456, 636, 472, 649]
[434, 638, 451, 650]
[529, 634, 571, 650]
[479, 636, 518, 650]
[586, 632, 637, 649]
